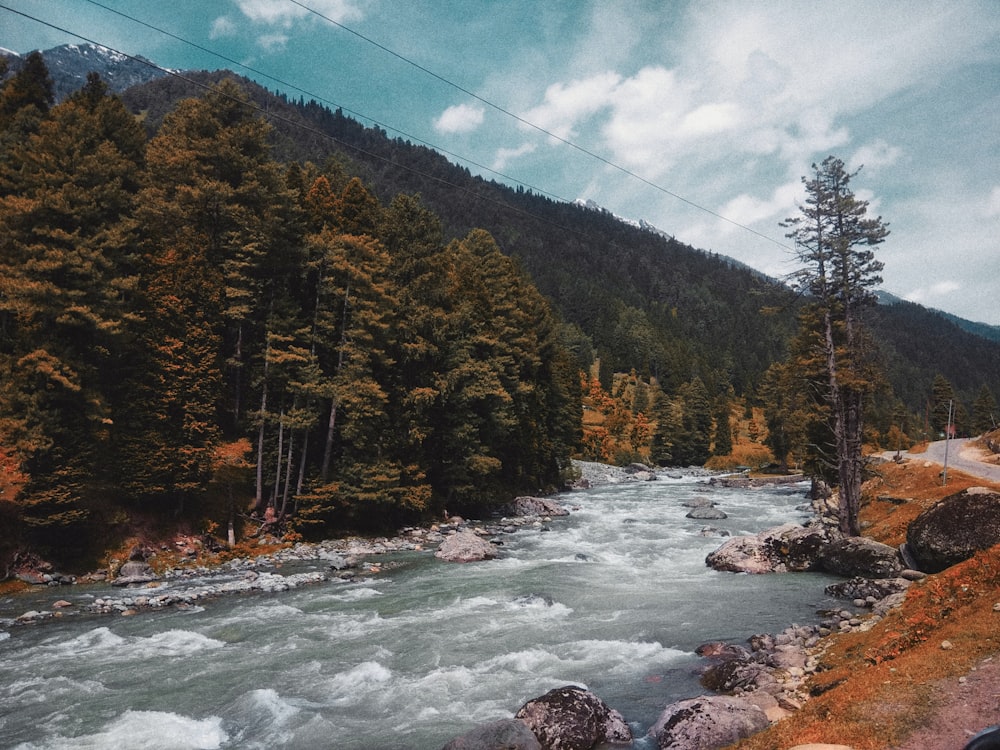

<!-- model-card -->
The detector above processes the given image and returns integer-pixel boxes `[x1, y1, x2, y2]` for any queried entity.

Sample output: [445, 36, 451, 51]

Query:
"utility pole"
[942, 399, 953, 486]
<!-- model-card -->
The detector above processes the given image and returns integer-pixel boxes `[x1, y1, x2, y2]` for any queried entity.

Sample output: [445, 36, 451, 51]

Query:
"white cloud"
[492, 142, 536, 171]
[521, 72, 622, 140]
[985, 186, 1000, 218]
[849, 140, 903, 175]
[433, 103, 485, 135]
[718, 181, 803, 231]
[257, 32, 289, 51]
[210, 16, 236, 39]
[904, 280, 962, 305]
[233, 0, 364, 27]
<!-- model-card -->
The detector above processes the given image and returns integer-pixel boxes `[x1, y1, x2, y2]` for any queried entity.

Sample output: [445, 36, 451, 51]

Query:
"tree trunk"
[271, 407, 285, 508]
[255, 356, 269, 509]
[280, 430, 294, 516]
[320, 280, 351, 483]
[823, 308, 862, 537]
[320, 399, 338, 482]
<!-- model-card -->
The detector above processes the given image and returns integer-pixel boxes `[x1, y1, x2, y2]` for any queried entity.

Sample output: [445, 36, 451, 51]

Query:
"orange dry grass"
[731, 462, 1000, 750]
[861, 460, 998, 547]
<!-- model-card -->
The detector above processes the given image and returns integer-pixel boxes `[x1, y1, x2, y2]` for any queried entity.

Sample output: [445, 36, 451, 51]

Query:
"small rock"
[52, 600, 73, 608]
[940, 640, 954, 650]
[687, 507, 728, 520]
[441, 719, 541, 750]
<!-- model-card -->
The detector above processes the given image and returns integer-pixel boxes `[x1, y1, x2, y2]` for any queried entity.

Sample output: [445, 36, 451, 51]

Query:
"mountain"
[877, 290, 1000, 344]
[0, 43, 166, 102]
[12, 47, 1000, 414]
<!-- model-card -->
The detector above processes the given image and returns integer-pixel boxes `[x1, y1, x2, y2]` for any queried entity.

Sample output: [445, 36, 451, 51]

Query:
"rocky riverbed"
[3, 461, 928, 750]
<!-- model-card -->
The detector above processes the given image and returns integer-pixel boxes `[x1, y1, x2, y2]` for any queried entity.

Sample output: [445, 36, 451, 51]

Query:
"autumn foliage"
[0, 70, 579, 565]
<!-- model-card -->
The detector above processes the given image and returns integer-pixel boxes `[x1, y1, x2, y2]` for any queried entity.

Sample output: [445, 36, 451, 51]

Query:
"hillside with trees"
[0, 64, 579, 565]
[117, 69, 1000, 417]
[1, 52, 998, 567]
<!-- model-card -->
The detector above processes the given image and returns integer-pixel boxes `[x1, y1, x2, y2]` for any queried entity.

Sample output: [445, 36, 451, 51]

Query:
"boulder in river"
[705, 523, 829, 574]
[904, 487, 1000, 573]
[816, 536, 903, 578]
[514, 685, 632, 749]
[510, 496, 570, 517]
[434, 530, 498, 563]
[686, 507, 728, 520]
[648, 694, 769, 749]
[441, 718, 542, 750]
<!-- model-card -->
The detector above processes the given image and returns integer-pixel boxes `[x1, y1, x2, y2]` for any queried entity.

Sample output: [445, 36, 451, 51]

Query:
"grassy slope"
[733, 459, 1000, 749]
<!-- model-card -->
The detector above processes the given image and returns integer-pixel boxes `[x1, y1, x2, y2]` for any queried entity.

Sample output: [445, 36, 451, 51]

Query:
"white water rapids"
[0, 475, 840, 749]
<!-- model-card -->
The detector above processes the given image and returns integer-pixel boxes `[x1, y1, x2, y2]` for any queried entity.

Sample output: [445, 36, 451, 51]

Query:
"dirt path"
[889, 439, 1000, 485]
[891, 656, 1000, 749]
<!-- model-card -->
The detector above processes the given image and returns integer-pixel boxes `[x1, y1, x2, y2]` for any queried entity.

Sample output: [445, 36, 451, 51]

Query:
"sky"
[3, 0, 999, 325]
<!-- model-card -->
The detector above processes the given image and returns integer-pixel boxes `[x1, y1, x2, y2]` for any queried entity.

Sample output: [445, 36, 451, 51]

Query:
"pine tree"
[674, 377, 712, 466]
[649, 386, 677, 467]
[929, 374, 957, 436]
[0, 51, 53, 127]
[122, 79, 297, 513]
[971, 384, 997, 435]
[712, 398, 733, 457]
[781, 156, 889, 535]
[0, 73, 144, 549]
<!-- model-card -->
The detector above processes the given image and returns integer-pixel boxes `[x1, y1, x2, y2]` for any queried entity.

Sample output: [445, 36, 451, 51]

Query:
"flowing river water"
[0, 474, 840, 749]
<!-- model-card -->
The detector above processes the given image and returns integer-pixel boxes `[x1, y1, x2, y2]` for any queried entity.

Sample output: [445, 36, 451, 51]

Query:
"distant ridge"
[4, 46, 998, 409]
[877, 291, 1000, 344]
[0, 42, 166, 101]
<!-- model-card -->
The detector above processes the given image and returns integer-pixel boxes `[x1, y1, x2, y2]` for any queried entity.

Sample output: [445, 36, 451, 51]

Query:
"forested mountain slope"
[120, 70, 1000, 412]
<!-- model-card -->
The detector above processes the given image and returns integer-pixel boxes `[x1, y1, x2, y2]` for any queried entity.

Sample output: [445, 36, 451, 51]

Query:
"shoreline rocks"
[905, 486, 1000, 573]
[705, 522, 831, 574]
[649, 695, 769, 750]
[514, 686, 632, 749]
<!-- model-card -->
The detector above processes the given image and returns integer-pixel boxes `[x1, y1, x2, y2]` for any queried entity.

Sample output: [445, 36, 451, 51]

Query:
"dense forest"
[1, 51, 998, 566]
[0, 60, 580, 563]
[118, 68, 1000, 414]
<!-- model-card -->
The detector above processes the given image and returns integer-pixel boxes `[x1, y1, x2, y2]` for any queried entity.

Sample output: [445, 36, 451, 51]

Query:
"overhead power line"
[0, 3, 638, 251]
[79, 0, 569, 206]
[0, 1, 791, 256]
[289, 0, 794, 252]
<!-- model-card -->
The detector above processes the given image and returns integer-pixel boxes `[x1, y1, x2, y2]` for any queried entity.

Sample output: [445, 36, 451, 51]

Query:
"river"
[0, 474, 839, 749]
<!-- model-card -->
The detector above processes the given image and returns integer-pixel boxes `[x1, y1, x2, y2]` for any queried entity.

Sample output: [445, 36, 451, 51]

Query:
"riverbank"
[6, 460, 695, 625]
[733, 458, 1000, 749]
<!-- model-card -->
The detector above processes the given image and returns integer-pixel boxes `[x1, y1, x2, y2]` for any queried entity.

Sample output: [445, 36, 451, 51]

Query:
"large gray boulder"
[435, 530, 498, 563]
[817, 536, 903, 578]
[112, 560, 159, 586]
[705, 523, 829, 574]
[905, 487, 1000, 573]
[649, 695, 769, 749]
[441, 719, 542, 750]
[511, 496, 570, 517]
[514, 685, 632, 749]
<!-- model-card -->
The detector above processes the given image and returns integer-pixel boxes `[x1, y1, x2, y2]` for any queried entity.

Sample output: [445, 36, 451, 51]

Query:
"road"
[899, 438, 1000, 484]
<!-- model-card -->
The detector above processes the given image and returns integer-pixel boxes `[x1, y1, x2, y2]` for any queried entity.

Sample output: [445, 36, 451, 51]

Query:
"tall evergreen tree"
[649, 386, 677, 467]
[782, 156, 889, 535]
[123, 79, 296, 512]
[929, 374, 958, 436]
[673, 376, 712, 466]
[712, 398, 733, 457]
[971, 384, 997, 435]
[0, 72, 144, 548]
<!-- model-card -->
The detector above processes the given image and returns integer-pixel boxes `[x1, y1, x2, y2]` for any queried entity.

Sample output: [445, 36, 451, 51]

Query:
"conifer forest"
[1, 56, 998, 567]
